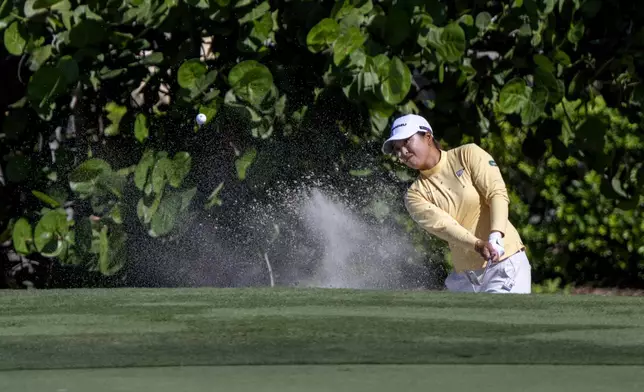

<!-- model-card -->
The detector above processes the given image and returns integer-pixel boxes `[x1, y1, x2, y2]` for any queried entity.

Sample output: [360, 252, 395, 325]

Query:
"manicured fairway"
[2, 364, 644, 392]
[2, 287, 644, 369]
[1, 287, 644, 391]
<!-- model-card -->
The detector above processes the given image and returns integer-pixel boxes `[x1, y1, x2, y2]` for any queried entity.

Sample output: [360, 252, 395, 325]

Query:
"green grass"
[1, 287, 644, 371]
[2, 365, 644, 392]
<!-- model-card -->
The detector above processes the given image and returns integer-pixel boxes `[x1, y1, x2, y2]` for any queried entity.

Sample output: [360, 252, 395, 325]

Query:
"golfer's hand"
[475, 240, 499, 263]
[488, 231, 505, 261]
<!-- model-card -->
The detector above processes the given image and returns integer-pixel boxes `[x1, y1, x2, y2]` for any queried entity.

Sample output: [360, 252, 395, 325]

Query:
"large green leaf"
[198, 100, 219, 125]
[3, 22, 26, 55]
[69, 159, 112, 196]
[32, 190, 61, 208]
[371, 54, 389, 75]
[475, 12, 492, 31]
[332, 26, 365, 66]
[168, 152, 191, 188]
[34, 209, 69, 257]
[134, 113, 148, 143]
[180, 188, 197, 212]
[238, 0, 270, 24]
[533, 54, 554, 73]
[151, 156, 172, 194]
[137, 193, 162, 225]
[498, 78, 530, 114]
[192, 70, 217, 96]
[149, 191, 183, 237]
[535, 68, 564, 104]
[28, 45, 52, 71]
[27, 66, 66, 105]
[332, 0, 372, 19]
[567, 21, 585, 45]
[100, 171, 128, 199]
[238, 9, 275, 53]
[356, 56, 379, 95]
[553, 50, 571, 66]
[140, 52, 164, 65]
[97, 225, 109, 273]
[57, 55, 80, 85]
[440, 23, 466, 62]
[178, 59, 207, 89]
[228, 60, 273, 107]
[97, 224, 127, 275]
[423, 23, 466, 63]
[33, 0, 64, 9]
[134, 150, 154, 191]
[338, 8, 365, 30]
[520, 86, 548, 125]
[369, 108, 389, 136]
[380, 57, 412, 106]
[235, 148, 257, 180]
[12, 218, 33, 255]
[205, 182, 224, 209]
[108, 203, 123, 224]
[104, 102, 127, 136]
[306, 18, 340, 53]
[22, 0, 45, 18]
[348, 48, 366, 70]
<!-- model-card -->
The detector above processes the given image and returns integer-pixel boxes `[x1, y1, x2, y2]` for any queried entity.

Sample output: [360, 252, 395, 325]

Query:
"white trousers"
[444, 250, 532, 294]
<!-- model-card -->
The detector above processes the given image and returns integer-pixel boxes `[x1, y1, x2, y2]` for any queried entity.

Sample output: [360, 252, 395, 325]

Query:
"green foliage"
[1, 0, 643, 288]
[134, 150, 195, 237]
[235, 148, 257, 181]
[34, 208, 70, 257]
[228, 60, 273, 107]
[12, 218, 33, 255]
[306, 18, 339, 53]
[4, 22, 26, 55]
[134, 113, 149, 144]
[532, 278, 573, 295]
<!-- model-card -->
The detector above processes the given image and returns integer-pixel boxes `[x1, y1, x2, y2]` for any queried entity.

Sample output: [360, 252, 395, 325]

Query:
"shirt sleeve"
[404, 187, 480, 249]
[463, 144, 510, 236]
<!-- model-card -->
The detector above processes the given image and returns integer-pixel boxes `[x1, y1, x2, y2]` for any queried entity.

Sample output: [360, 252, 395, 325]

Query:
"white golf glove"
[488, 232, 505, 260]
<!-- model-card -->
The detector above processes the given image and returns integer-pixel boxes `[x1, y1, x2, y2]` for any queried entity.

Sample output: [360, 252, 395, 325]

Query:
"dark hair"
[420, 131, 441, 150]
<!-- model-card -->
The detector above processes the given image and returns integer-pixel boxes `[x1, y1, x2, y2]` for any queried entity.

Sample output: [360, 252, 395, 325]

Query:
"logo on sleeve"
[489, 160, 497, 166]
[455, 168, 464, 177]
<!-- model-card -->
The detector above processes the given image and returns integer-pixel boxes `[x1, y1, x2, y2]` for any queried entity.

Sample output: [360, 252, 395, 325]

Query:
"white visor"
[381, 114, 433, 154]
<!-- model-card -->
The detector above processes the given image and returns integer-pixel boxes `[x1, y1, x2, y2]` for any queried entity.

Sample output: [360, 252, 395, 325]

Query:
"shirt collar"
[419, 150, 446, 177]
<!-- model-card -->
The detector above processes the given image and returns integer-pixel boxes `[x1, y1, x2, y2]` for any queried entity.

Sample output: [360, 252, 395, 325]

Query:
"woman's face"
[391, 132, 431, 170]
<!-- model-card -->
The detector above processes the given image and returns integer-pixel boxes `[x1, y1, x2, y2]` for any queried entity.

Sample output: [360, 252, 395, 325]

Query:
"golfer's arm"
[465, 145, 509, 236]
[405, 189, 480, 250]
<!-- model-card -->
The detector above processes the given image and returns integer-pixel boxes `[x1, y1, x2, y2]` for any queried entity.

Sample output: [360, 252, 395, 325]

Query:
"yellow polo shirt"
[404, 143, 524, 273]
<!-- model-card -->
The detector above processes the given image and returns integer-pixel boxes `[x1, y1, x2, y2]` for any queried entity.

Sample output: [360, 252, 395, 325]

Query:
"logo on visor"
[391, 123, 407, 131]
[489, 160, 497, 166]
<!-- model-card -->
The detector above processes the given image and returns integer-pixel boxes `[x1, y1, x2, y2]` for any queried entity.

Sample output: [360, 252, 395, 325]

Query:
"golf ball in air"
[196, 113, 207, 125]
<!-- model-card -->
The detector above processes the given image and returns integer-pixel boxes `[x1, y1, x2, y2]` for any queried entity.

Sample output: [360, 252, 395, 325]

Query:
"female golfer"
[382, 114, 532, 294]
